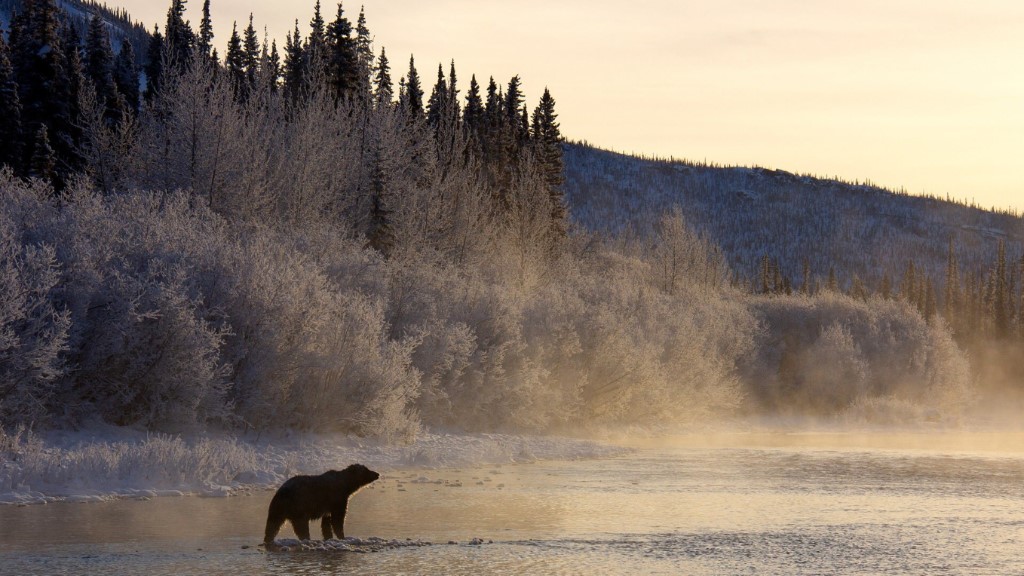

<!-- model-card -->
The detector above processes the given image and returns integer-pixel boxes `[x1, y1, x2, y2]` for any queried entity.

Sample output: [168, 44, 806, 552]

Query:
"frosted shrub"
[745, 292, 972, 418]
[798, 322, 869, 411]
[74, 262, 230, 428]
[54, 191, 231, 429]
[220, 231, 419, 440]
[0, 181, 70, 427]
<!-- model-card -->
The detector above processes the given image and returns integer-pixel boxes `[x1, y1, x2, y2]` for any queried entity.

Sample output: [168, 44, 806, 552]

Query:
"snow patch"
[0, 428, 627, 505]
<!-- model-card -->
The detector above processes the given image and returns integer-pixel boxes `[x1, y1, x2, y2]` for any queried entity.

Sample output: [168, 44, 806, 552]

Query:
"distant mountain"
[563, 142, 1024, 290]
[0, 0, 150, 58]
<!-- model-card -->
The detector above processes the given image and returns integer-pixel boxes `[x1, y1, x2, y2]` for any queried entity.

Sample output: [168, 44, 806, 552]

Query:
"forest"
[0, 0, 992, 439]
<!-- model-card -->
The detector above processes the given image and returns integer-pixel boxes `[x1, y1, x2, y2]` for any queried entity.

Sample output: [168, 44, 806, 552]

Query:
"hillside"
[0, 0, 149, 56]
[564, 143, 1024, 290]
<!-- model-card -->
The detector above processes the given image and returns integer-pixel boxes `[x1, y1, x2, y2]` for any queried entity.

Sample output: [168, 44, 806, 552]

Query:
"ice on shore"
[0, 427, 626, 505]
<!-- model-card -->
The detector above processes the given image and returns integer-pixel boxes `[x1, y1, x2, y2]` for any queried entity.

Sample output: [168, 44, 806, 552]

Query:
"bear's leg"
[292, 518, 311, 541]
[330, 504, 347, 539]
[264, 503, 287, 544]
[321, 515, 334, 540]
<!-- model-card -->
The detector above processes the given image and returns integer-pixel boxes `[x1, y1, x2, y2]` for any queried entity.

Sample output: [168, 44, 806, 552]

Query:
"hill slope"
[564, 143, 1024, 289]
[0, 0, 149, 57]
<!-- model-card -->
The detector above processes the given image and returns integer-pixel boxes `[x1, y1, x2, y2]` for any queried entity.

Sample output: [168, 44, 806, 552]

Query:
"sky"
[124, 0, 1024, 212]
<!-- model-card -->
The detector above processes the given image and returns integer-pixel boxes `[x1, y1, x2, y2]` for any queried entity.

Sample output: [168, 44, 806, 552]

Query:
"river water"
[1, 432, 1023, 575]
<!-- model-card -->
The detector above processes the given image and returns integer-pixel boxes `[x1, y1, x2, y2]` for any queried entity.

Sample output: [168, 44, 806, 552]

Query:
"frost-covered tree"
[325, 1, 358, 101]
[197, 0, 214, 62]
[113, 37, 140, 114]
[403, 55, 423, 118]
[0, 33, 23, 171]
[373, 46, 392, 107]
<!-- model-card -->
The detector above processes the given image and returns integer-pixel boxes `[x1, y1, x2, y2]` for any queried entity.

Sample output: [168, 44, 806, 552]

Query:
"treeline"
[755, 237, 1024, 348]
[0, 0, 565, 243]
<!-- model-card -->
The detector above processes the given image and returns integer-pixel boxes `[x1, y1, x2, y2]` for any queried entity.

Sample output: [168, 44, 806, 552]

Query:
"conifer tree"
[463, 74, 483, 139]
[225, 22, 246, 98]
[878, 272, 892, 299]
[925, 280, 937, 322]
[447, 61, 459, 114]
[505, 75, 525, 145]
[60, 21, 87, 178]
[404, 55, 423, 117]
[243, 15, 261, 90]
[366, 144, 394, 258]
[164, 0, 194, 70]
[197, 0, 214, 62]
[264, 39, 282, 92]
[505, 75, 523, 123]
[373, 46, 392, 106]
[355, 6, 374, 93]
[800, 258, 812, 295]
[901, 261, 917, 304]
[144, 24, 164, 99]
[759, 255, 771, 294]
[325, 2, 357, 101]
[305, 0, 327, 77]
[827, 267, 838, 292]
[113, 38, 139, 114]
[283, 21, 305, 103]
[994, 239, 1010, 338]
[531, 89, 563, 186]
[426, 64, 447, 130]
[944, 238, 960, 330]
[85, 14, 123, 124]
[0, 32, 23, 171]
[29, 125, 55, 184]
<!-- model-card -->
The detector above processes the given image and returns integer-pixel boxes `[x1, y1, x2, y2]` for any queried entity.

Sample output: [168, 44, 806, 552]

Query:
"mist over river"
[2, 432, 1023, 575]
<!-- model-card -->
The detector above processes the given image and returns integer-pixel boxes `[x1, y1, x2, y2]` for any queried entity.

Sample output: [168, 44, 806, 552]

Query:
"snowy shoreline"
[0, 427, 629, 506]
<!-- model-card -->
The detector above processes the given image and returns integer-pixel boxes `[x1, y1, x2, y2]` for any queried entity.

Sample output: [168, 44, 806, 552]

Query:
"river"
[1, 431, 1022, 575]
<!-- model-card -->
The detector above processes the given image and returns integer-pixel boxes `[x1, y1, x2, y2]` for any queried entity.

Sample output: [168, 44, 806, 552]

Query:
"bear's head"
[341, 463, 380, 490]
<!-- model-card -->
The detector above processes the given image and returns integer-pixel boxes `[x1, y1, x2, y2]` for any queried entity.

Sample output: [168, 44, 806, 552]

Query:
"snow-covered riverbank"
[0, 426, 627, 505]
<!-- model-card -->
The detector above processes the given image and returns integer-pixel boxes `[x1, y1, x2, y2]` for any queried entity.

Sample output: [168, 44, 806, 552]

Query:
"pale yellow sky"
[125, 0, 1024, 211]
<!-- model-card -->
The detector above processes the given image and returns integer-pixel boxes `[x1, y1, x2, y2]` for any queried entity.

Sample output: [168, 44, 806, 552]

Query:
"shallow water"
[2, 432, 1023, 575]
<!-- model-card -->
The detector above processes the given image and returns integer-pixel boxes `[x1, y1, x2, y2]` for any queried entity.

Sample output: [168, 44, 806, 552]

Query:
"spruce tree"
[225, 22, 246, 98]
[944, 238, 960, 330]
[404, 55, 423, 117]
[366, 144, 394, 258]
[426, 64, 447, 130]
[878, 273, 892, 299]
[85, 14, 123, 124]
[283, 21, 305, 103]
[0, 32, 23, 172]
[800, 258, 812, 295]
[60, 21, 87, 178]
[242, 15, 261, 94]
[355, 6, 374, 94]
[164, 0, 194, 70]
[325, 2, 357, 101]
[827, 267, 838, 292]
[504, 75, 524, 136]
[264, 39, 282, 92]
[114, 37, 140, 113]
[373, 46, 392, 107]
[144, 24, 164, 99]
[29, 125, 55, 184]
[305, 0, 327, 77]
[531, 87, 565, 234]
[197, 0, 214, 62]
[463, 74, 483, 139]
[995, 239, 1009, 338]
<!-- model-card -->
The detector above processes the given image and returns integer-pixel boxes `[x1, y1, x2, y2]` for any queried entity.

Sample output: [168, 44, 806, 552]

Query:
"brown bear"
[263, 463, 380, 545]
